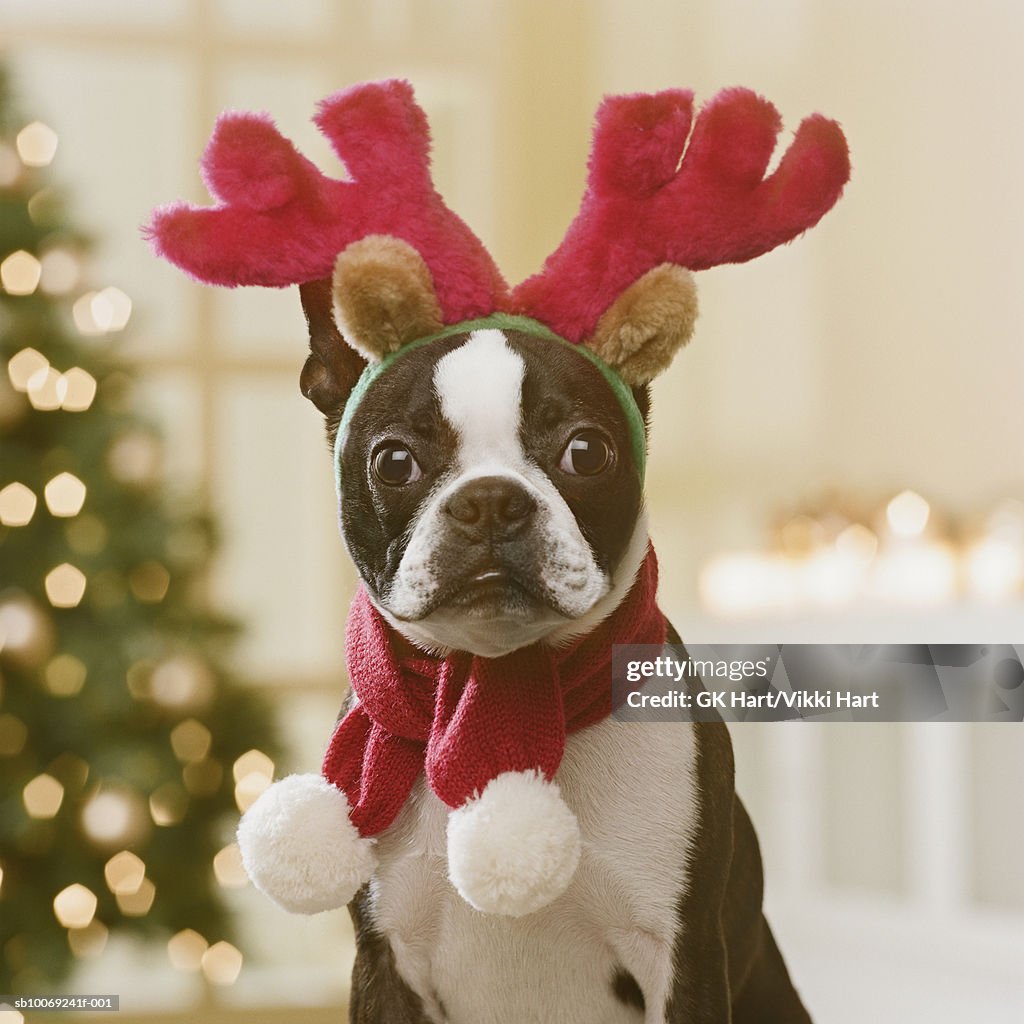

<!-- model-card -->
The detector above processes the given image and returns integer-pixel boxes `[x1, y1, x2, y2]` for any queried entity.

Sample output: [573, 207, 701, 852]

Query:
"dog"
[149, 79, 848, 1024]
[285, 240, 815, 1024]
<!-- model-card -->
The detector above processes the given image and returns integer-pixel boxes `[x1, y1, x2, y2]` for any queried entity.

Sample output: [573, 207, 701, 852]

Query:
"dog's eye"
[372, 444, 423, 486]
[559, 430, 612, 476]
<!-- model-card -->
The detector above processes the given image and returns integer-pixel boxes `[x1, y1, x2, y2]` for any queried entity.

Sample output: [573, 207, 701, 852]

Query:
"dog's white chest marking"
[368, 718, 700, 1024]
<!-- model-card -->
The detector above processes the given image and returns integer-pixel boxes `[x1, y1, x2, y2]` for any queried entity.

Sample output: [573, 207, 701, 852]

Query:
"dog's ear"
[583, 264, 698, 386]
[298, 235, 445, 416]
[331, 235, 444, 363]
[298, 278, 368, 415]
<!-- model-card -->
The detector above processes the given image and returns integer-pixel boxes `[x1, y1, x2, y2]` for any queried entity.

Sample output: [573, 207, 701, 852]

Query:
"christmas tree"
[0, 68, 280, 995]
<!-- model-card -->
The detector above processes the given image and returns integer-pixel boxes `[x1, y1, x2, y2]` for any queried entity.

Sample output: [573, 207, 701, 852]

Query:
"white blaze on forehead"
[433, 329, 525, 467]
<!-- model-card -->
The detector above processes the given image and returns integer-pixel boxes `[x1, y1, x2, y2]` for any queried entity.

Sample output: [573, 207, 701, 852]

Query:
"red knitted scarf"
[321, 547, 664, 837]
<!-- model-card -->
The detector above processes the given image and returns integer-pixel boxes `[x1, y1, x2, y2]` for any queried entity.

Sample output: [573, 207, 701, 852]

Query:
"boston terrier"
[286, 242, 814, 1024]
[148, 79, 848, 1024]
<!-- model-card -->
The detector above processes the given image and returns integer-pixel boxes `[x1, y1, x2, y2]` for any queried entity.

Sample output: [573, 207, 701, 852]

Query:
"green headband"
[333, 313, 647, 494]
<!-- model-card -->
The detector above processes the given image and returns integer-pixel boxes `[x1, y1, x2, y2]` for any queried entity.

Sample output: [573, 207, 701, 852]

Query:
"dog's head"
[300, 237, 698, 657]
[149, 82, 848, 659]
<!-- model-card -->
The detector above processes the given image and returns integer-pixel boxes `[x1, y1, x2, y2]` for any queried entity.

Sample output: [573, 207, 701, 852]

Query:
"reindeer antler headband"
[147, 78, 849, 413]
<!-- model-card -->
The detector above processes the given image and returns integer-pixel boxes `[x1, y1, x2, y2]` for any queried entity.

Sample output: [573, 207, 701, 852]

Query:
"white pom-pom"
[447, 770, 581, 917]
[237, 773, 376, 914]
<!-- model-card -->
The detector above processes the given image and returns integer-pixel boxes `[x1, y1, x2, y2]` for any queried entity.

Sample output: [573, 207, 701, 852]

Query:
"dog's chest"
[365, 718, 700, 1024]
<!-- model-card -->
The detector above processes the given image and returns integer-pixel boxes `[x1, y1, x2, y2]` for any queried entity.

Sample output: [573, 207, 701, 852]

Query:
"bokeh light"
[886, 489, 931, 538]
[27, 366, 63, 410]
[72, 287, 132, 335]
[232, 749, 275, 813]
[0, 250, 42, 295]
[53, 883, 97, 929]
[115, 876, 155, 916]
[57, 367, 98, 412]
[150, 655, 214, 710]
[167, 929, 207, 972]
[104, 851, 146, 896]
[212, 843, 248, 889]
[81, 785, 149, 847]
[67, 920, 108, 959]
[7, 347, 48, 391]
[44, 563, 87, 608]
[22, 773, 65, 819]
[0, 482, 37, 527]
[0, 714, 28, 757]
[201, 941, 243, 985]
[149, 782, 188, 827]
[129, 561, 171, 603]
[44, 653, 88, 697]
[15, 121, 59, 167]
[170, 719, 212, 764]
[44, 472, 87, 517]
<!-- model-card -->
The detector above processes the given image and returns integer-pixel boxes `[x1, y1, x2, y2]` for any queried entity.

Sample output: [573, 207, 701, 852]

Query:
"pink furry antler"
[146, 80, 507, 324]
[511, 87, 851, 342]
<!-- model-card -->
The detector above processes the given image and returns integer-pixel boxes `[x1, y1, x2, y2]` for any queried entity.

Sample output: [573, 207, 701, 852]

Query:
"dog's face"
[335, 327, 648, 657]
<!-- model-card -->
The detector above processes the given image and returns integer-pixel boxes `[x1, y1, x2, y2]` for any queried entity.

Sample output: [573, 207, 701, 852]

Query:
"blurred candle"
[964, 535, 1024, 602]
[699, 552, 798, 617]
[868, 539, 958, 605]
[886, 490, 930, 538]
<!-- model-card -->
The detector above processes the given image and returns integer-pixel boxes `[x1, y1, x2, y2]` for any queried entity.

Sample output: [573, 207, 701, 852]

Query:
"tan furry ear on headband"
[331, 235, 444, 363]
[585, 264, 698, 386]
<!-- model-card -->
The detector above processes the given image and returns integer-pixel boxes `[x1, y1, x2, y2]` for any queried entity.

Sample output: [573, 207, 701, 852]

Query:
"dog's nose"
[445, 477, 536, 537]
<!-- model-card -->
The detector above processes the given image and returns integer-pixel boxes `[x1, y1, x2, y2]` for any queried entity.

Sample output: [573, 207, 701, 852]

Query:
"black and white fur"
[335, 325, 812, 1023]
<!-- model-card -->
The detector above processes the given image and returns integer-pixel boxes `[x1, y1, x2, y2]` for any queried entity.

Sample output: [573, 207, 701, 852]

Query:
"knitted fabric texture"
[322, 547, 665, 837]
